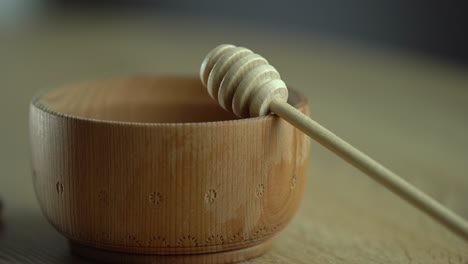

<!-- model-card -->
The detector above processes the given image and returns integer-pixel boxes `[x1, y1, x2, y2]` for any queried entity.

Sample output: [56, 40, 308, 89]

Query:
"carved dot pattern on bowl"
[177, 236, 198, 247]
[98, 189, 109, 204]
[129, 235, 145, 247]
[149, 235, 168, 247]
[72, 225, 280, 248]
[291, 174, 297, 189]
[205, 235, 224, 246]
[255, 184, 265, 197]
[68, 185, 282, 249]
[228, 232, 246, 243]
[250, 226, 271, 240]
[204, 189, 217, 204]
[148, 192, 163, 206]
[56, 181, 64, 194]
[129, 235, 167, 247]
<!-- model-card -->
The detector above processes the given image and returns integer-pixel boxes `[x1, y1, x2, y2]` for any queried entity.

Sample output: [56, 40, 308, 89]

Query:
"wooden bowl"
[29, 75, 310, 264]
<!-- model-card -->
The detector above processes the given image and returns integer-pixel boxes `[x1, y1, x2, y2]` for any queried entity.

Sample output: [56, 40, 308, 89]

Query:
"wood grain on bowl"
[29, 76, 310, 263]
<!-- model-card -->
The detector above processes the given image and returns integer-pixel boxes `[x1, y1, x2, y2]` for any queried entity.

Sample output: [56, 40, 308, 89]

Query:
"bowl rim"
[30, 75, 309, 127]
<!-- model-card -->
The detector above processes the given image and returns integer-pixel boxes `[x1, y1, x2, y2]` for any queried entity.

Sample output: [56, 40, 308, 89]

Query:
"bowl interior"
[37, 76, 305, 123]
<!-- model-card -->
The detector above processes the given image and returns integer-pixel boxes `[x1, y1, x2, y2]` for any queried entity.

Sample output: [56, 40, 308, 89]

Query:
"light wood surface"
[1, 13, 468, 263]
[29, 76, 309, 263]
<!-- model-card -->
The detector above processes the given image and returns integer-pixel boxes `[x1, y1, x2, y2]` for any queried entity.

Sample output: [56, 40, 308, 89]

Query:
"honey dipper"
[200, 44, 468, 241]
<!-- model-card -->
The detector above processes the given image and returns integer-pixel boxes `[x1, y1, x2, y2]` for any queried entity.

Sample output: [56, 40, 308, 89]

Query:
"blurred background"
[1, 1, 468, 262]
[1, 0, 468, 65]
[1, 0, 468, 205]
[1, 0, 468, 207]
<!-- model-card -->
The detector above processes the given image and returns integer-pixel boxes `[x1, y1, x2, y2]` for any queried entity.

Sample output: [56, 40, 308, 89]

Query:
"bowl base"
[69, 240, 272, 264]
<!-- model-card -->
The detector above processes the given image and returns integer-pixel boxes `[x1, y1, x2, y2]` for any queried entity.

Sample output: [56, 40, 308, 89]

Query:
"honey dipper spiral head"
[200, 44, 288, 118]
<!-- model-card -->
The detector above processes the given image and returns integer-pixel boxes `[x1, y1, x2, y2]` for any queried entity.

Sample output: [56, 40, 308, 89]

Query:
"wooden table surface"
[1, 14, 467, 263]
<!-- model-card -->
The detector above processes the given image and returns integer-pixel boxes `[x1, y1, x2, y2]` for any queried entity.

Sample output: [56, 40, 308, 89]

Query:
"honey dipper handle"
[270, 96, 468, 241]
